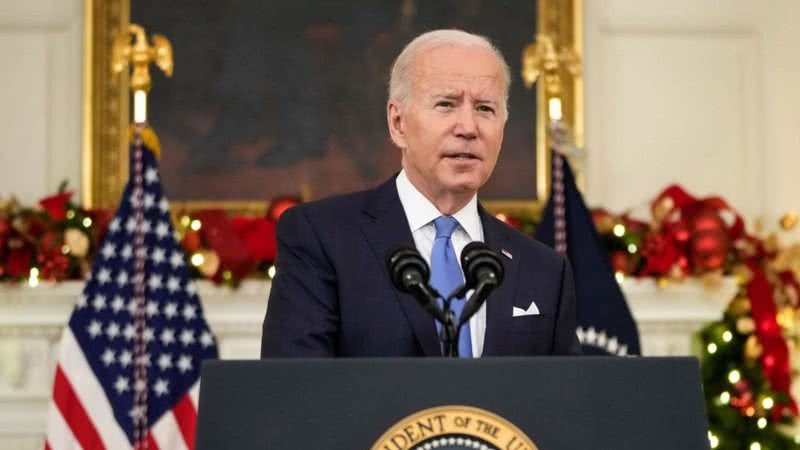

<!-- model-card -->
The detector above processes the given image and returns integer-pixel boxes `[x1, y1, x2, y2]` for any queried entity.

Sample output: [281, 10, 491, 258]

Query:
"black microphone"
[386, 247, 447, 324]
[457, 242, 505, 325]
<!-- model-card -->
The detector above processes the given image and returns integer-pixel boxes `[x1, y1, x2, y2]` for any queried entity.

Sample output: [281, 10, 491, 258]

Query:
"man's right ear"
[387, 101, 406, 148]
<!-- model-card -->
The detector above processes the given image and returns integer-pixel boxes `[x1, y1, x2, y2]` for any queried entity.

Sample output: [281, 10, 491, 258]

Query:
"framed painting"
[82, 0, 582, 218]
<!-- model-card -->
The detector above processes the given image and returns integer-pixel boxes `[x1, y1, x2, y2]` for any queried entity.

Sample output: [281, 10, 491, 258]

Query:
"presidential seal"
[370, 405, 539, 450]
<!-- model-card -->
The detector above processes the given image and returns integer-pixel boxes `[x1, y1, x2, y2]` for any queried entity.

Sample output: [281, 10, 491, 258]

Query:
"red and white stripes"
[44, 329, 200, 450]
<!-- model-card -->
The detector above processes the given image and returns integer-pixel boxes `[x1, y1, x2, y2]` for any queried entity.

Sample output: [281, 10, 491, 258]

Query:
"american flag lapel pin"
[501, 249, 513, 260]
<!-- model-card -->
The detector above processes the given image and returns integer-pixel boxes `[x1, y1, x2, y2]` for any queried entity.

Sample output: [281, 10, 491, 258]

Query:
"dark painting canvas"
[133, 0, 538, 202]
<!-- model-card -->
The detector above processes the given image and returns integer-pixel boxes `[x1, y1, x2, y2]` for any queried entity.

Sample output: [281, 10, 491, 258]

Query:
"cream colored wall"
[0, 0, 83, 204]
[583, 0, 800, 240]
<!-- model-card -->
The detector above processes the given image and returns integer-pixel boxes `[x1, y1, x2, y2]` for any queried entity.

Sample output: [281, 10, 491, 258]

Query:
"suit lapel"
[479, 206, 518, 355]
[361, 177, 441, 356]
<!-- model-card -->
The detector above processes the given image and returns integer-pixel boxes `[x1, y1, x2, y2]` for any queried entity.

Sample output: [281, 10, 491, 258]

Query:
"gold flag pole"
[111, 24, 173, 124]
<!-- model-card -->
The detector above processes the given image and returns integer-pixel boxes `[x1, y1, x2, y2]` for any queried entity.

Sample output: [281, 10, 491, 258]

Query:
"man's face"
[388, 45, 507, 201]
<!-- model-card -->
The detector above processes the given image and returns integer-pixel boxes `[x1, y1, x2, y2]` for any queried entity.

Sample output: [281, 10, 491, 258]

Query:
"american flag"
[45, 129, 218, 450]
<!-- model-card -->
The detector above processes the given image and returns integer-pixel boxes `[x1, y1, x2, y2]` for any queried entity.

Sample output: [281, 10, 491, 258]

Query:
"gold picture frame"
[82, 0, 582, 219]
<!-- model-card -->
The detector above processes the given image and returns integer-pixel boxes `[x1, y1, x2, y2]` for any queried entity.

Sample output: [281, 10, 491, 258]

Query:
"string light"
[745, 407, 755, 417]
[190, 253, 205, 266]
[728, 369, 741, 384]
[82, 217, 93, 228]
[756, 418, 767, 429]
[708, 431, 719, 449]
[722, 330, 733, 342]
[222, 270, 233, 281]
[627, 243, 637, 254]
[180, 215, 191, 228]
[750, 442, 761, 450]
[62, 245, 71, 255]
[28, 268, 40, 287]
[190, 219, 202, 231]
[761, 397, 774, 410]
[613, 224, 626, 237]
[719, 391, 730, 404]
[615, 272, 625, 283]
[66, 210, 76, 219]
[707, 343, 718, 354]
[267, 265, 277, 279]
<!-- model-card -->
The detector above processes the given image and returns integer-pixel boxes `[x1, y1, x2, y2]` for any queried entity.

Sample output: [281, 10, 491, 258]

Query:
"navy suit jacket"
[261, 176, 581, 357]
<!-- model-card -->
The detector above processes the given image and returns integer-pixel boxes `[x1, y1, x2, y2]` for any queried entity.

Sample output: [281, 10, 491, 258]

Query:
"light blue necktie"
[430, 216, 472, 358]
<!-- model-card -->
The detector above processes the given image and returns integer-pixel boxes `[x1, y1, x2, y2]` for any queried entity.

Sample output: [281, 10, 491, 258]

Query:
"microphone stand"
[440, 278, 499, 358]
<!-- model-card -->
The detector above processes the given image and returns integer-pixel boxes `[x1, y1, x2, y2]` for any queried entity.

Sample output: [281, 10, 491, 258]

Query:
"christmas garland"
[586, 185, 800, 449]
[0, 186, 298, 286]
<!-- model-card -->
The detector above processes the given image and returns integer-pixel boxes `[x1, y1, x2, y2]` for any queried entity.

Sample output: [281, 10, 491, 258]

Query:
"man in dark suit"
[261, 29, 580, 357]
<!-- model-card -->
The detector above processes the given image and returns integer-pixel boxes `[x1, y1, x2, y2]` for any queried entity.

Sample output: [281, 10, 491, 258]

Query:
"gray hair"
[388, 29, 511, 113]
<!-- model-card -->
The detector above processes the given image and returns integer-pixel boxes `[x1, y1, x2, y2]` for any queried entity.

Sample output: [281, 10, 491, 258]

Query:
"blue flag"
[535, 150, 641, 356]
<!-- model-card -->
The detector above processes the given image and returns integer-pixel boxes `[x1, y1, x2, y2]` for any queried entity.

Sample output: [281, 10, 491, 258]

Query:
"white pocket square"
[512, 301, 540, 317]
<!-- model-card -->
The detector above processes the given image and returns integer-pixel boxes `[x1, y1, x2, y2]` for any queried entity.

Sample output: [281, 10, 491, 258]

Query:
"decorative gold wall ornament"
[112, 24, 173, 94]
[522, 33, 581, 96]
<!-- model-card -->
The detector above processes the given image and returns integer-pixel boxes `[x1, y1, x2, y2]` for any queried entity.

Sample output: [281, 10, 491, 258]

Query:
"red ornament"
[7, 245, 33, 278]
[610, 251, 630, 274]
[182, 230, 202, 253]
[39, 253, 69, 280]
[194, 210, 255, 281]
[38, 192, 73, 221]
[730, 379, 755, 412]
[688, 209, 729, 272]
[37, 231, 62, 255]
[0, 218, 9, 254]
[231, 216, 277, 262]
[266, 196, 301, 222]
[640, 232, 681, 276]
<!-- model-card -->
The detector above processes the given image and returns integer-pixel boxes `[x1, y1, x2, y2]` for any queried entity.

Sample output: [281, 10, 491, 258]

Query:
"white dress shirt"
[395, 170, 487, 357]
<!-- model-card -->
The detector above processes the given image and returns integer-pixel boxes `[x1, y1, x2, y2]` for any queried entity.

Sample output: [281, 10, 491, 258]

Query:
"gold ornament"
[780, 211, 798, 231]
[652, 197, 675, 224]
[112, 24, 173, 93]
[763, 234, 780, 254]
[734, 264, 754, 286]
[744, 335, 763, 361]
[669, 264, 686, 281]
[772, 243, 800, 282]
[777, 306, 795, 331]
[63, 228, 89, 258]
[736, 317, 756, 335]
[727, 296, 752, 317]
[701, 270, 724, 290]
[198, 250, 220, 277]
[595, 215, 615, 234]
